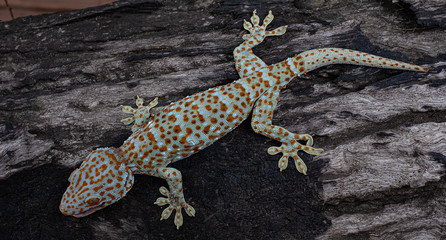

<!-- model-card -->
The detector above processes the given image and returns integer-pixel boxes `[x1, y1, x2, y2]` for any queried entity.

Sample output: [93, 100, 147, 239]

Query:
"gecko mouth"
[73, 203, 105, 218]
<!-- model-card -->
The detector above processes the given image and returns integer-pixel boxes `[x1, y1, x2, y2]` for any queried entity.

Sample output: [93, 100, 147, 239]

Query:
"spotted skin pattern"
[60, 10, 428, 229]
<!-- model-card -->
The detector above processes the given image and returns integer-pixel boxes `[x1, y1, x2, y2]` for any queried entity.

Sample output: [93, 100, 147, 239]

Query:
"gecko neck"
[117, 130, 148, 173]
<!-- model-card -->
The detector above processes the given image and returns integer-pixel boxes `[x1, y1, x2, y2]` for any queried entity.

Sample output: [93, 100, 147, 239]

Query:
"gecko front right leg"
[121, 96, 158, 132]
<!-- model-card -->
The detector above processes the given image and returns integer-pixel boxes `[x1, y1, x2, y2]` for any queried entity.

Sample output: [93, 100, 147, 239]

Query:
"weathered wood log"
[1, 0, 445, 239]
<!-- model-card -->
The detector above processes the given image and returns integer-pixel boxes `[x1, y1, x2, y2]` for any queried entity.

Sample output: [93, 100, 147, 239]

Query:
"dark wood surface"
[1, 0, 445, 239]
[0, 0, 116, 21]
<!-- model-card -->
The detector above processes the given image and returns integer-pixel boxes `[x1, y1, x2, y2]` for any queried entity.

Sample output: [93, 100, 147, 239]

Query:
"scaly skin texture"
[60, 10, 428, 229]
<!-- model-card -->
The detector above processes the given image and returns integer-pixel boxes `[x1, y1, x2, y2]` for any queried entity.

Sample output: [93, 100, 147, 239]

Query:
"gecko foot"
[121, 96, 158, 132]
[267, 141, 323, 174]
[242, 10, 287, 41]
[154, 186, 195, 230]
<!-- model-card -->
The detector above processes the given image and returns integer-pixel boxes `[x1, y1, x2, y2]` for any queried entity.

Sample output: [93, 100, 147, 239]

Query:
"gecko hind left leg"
[251, 89, 323, 174]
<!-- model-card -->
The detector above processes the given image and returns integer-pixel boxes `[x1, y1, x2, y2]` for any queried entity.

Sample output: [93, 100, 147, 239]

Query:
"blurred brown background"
[0, 0, 116, 21]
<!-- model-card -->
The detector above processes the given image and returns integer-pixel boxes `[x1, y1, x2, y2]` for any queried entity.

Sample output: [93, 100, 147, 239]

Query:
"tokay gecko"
[60, 10, 428, 229]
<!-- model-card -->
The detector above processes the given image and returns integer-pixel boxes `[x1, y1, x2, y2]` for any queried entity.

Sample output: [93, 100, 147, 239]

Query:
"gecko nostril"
[60, 207, 68, 215]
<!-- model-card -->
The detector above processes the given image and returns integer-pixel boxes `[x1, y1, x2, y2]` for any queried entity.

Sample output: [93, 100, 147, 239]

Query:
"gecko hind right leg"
[234, 10, 288, 78]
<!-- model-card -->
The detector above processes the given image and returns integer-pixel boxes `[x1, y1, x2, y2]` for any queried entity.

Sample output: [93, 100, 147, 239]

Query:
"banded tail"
[289, 48, 428, 76]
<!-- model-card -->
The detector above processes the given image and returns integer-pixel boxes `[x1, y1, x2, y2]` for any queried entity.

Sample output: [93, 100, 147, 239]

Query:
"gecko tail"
[291, 48, 427, 75]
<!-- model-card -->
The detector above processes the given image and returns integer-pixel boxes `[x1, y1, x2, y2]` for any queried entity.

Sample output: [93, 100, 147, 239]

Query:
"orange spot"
[107, 193, 116, 200]
[198, 114, 206, 123]
[168, 115, 177, 122]
[173, 125, 182, 133]
[220, 102, 228, 112]
[147, 132, 156, 142]
[203, 125, 211, 134]
[226, 114, 236, 122]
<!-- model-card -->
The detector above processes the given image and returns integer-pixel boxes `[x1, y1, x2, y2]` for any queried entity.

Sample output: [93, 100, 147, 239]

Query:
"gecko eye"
[85, 195, 101, 206]
[68, 169, 79, 183]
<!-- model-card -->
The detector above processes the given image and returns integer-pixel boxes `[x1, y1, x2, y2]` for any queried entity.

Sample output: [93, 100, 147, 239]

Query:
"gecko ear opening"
[123, 167, 134, 196]
[68, 168, 79, 183]
[106, 147, 135, 197]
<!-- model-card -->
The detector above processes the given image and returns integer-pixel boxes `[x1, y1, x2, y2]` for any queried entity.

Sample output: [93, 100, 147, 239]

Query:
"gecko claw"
[160, 206, 174, 221]
[183, 203, 196, 217]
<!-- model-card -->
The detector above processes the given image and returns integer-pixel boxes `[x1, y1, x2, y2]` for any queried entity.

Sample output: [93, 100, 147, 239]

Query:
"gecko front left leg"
[152, 167, 195, 229]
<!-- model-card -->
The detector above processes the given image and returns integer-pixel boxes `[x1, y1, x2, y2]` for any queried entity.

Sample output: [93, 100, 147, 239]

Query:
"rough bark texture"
[1, 0, 445, 239]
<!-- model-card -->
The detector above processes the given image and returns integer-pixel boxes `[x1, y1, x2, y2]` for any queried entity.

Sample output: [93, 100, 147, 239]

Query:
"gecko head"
[59, 147, 134, 218]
